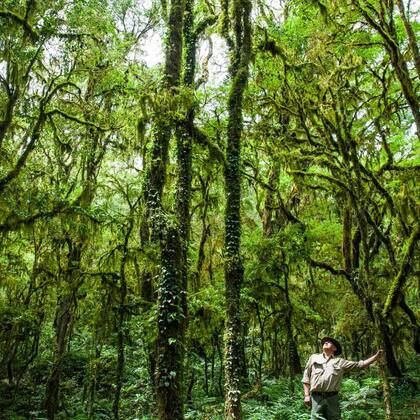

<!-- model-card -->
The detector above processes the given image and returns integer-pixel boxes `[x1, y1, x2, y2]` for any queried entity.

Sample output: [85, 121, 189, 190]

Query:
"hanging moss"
[382, 224, 420, 319]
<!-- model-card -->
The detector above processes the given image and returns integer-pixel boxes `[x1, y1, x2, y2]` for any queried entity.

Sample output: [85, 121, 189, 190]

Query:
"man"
[302, 336, 383, 420]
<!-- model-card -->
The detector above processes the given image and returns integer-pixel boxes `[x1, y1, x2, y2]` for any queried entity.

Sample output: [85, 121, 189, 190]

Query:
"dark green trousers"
[310, 393, 340, 420]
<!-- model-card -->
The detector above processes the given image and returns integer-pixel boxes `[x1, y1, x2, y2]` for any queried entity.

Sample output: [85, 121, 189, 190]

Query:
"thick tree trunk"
[156, 226, 184, 419]
[172, 0, 197, 401]
[139, 2, 185, 419]
[377, 316, 402, 378]
[344, 196, 403, 378]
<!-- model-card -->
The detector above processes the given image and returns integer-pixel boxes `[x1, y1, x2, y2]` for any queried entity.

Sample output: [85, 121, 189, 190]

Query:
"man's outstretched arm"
[362, 350, 383, 367]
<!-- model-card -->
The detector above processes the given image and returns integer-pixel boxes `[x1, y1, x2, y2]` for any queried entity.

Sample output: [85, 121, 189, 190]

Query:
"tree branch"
[382, 224, 420, 318]
[0, 9, 39, 42]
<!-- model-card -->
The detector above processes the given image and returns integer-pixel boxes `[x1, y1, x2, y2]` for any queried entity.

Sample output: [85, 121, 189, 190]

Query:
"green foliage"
[1, 0, 419, 418]
[340, 378, 384, 419]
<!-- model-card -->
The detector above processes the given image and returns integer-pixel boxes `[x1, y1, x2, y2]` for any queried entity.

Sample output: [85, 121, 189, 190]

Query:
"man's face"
[323, 340, 337, 353]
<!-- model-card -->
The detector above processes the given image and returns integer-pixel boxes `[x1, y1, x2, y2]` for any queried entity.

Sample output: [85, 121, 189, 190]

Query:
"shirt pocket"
[331, 362, 341, 376]
[313, 362, 324, 375]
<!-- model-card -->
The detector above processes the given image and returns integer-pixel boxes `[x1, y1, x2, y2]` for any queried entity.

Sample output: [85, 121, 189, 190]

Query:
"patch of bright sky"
[140, 0, 288, 85]
[142, 30, 165, 66]
[143, 29, 229, 87]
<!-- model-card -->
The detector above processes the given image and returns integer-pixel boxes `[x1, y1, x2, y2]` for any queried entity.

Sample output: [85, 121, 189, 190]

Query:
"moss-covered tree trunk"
[284, 270, 301, 377]
[177, 0, 195, 350]
[143, 1, 186, 418]
[113, 215, 135, 420]
[223, 0, 252, 418]
[45, 242, 82, 419]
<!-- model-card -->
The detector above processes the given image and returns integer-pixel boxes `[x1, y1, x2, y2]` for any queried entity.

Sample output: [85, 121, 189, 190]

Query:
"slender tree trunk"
[284, 271, 301, 376]
[380, 357, 394, 420]
[204, 351, 209, 395]
[223, 0, 252, 418]
[45, 244, 81, 420]
[255, 303, 265, 384]
[86, 345, 100, 419]
[113, 217, 134, 419]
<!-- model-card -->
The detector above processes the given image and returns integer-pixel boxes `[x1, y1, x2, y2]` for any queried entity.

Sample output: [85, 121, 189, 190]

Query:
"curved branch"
[309, 258, 351, 280]
[47, 109, 113, 132]
[382, 224, 420, 318]
[0, 9, 39, 42]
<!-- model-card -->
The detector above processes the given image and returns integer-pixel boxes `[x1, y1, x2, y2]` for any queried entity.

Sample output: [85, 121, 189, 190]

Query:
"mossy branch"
[382, 224, 420, 318]
[309, 258, 351, 280]
[47, 109, 114, 132]
[0, 9, 39, 42]
[289, 170, 353, 195]
[190, 123, 226, 167]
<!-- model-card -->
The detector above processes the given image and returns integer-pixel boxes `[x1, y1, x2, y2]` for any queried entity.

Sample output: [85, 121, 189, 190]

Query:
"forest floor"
[2, 361, 419, 419]
[183, 375, 420, 419]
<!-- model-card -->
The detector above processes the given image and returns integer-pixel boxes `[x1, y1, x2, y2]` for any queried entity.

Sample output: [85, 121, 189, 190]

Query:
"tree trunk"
[380, 357, 394, 420]
[254, 303, 265, 384]
[45, 244, 81, 420]
[84, 343, 101, 418]
[156, 226, 184, 420]
[113, 217, 134, 420]
[377, 316, 402, 378]
[140, 1, 185, 418]
[223, 1, 252, 418]
[279, 267, 300, 377]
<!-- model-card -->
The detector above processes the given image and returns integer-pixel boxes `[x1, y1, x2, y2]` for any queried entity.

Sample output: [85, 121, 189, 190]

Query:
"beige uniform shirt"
[302, 353, 365, 392]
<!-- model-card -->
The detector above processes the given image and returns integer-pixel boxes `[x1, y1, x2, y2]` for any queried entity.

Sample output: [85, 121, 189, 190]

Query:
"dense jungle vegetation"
[0, 0, 419, 419]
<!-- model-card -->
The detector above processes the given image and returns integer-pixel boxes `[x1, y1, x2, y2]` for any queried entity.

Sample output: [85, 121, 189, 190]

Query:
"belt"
[311, 391, 338, 397]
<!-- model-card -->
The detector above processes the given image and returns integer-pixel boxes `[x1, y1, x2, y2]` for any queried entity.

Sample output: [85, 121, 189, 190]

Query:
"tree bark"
[284, 271, 301, 376]
[156, 226, 184, 419]
[151, 2, 186, 418]
[45, 244, 82, 419]
[113, 216, 134, 419]
[223, 0, 252, 418]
